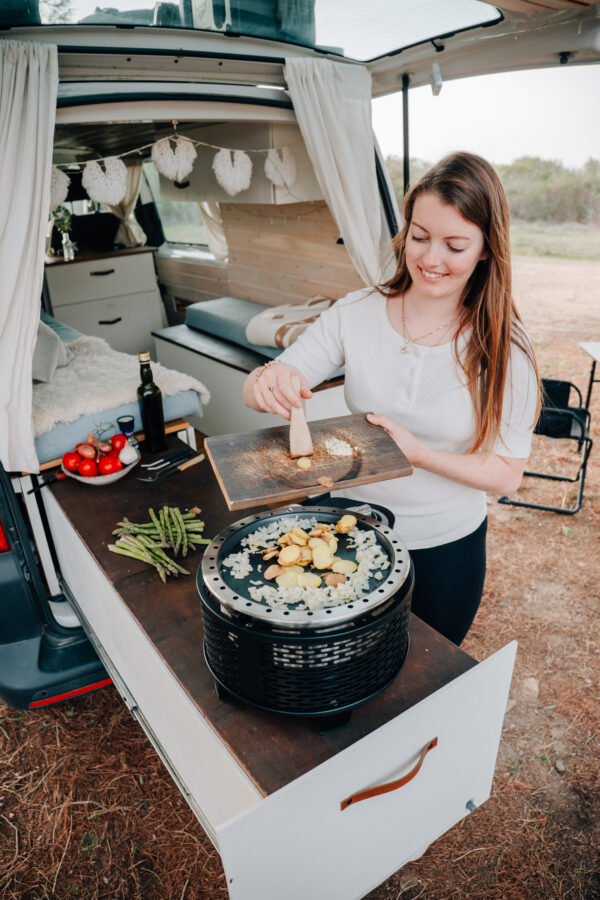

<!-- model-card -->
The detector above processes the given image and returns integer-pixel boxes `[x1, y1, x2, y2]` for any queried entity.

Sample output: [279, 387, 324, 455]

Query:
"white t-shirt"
[278, 288, 538, 550]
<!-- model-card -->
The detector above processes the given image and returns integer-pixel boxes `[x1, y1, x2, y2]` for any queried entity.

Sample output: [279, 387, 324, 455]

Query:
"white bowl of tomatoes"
[61, 432, 140, 486]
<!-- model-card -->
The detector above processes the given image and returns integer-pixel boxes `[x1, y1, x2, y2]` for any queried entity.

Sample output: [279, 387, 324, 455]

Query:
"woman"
[243, 152, 539, 645]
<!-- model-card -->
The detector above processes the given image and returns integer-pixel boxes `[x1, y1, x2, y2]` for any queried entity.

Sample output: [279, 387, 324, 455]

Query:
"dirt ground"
[1, 256, 599, 899]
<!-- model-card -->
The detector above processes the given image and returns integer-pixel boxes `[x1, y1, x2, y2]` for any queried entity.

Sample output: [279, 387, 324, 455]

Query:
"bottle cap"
[138, 351, 151, 363]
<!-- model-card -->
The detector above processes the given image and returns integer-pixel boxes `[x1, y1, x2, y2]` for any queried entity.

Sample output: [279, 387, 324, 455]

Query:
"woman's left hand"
[366, 413, 428, 467]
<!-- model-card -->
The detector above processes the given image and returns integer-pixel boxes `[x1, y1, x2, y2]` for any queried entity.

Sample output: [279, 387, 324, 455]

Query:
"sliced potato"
[324, 572, 347, 588]
[322, 533, 339, 553]
[335, 514, 357, 534]
[289, 532, 308, 547]
[331, 558, 358, 575]
[296, 457, 312, 469]
[276, 571, 301, 588]
[292, 526, 310, 539]
[278, 545, 301, 566]
[298, 571, 322, 589]
[299, 546, 313, 563]
[264, 564, 284, 580]
[278, 534, 292, 546]
[317, 476, 334, 489]
[308, 537, 329, 551]
[312, 545, 334, 570]
[262, 548, 279, 561]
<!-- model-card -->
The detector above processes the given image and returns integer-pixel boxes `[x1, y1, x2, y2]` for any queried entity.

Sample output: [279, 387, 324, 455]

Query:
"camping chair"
[498, 379, 593, 515]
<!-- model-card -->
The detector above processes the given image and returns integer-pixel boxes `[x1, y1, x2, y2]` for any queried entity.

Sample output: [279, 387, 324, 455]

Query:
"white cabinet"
[45, 250, 166, 356]
[44, 485, 517, 900]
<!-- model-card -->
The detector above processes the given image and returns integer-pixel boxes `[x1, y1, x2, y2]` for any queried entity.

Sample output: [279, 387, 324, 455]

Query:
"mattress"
[184, 296, 280, 359]
[35, 312, 203, 464]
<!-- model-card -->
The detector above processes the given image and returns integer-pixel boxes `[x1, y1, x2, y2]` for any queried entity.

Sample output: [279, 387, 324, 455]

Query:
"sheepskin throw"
[245, 296, 336, 349]
[32, 336, 210, 436]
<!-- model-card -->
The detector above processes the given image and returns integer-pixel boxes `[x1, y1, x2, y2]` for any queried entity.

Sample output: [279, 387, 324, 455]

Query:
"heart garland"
[264, 147, 297, 189]
[212, 148, 252, 197]
[50, 165, 70, 211]
[82, 157, 128, 205]
[151, 136, 197, 183]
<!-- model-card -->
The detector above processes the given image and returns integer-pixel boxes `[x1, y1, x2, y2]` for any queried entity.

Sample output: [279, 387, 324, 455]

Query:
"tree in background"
[39, 0, 72, 24]
[385, 155, 600, 225]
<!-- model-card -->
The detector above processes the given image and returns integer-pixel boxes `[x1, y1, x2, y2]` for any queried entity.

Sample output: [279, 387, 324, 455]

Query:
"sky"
[372, 64, 600, 169]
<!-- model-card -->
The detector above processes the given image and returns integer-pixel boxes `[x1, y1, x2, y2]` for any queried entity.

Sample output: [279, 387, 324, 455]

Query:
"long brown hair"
[380, 151, 539, 452]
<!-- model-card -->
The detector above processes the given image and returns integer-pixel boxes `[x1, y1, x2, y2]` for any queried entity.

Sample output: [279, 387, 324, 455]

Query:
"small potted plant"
[53, 205, 76, 261]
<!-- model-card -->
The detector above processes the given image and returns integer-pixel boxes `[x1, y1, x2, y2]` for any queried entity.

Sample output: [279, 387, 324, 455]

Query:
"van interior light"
[430, 62, 443, 96]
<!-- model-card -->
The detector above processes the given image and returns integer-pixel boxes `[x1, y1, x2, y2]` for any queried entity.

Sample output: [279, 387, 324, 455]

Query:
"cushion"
[32, 319, 73, 383]
[185, 297, 280, 359]
[40, 309, 83, 343]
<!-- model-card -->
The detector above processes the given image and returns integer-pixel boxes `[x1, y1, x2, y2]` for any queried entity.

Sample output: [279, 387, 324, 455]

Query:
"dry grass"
[1, 256, 600, 899]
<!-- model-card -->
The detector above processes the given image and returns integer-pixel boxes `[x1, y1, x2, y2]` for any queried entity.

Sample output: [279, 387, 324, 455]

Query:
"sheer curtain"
[106, 161, 147, 247]
[0, 40, 58, 473]
[284, 57, 398, 286]
[199, 201, 228, 261]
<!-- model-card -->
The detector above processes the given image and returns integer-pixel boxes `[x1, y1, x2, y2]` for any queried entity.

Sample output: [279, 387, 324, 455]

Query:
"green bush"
[386, 155, 600, 225]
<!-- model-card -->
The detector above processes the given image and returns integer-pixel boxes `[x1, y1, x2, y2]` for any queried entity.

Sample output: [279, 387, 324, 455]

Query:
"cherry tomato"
[110, 434, 128, 452]
[98, 456, 123, 476]
[62, 451, 80, 472]
[78, 458, 98, 477]
[75, 442, 96, 459]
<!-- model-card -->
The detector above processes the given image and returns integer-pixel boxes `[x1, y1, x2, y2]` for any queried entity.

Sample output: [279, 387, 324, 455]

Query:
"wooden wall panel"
[221, 201, 364, 305]
[155, 201, 364, 315]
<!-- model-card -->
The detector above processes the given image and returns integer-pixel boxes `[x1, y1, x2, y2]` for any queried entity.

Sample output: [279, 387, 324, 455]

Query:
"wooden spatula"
[289, 376, 313, 458]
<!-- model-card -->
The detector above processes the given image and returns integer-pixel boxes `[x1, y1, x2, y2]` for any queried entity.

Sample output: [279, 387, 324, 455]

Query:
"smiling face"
[405, 192, 487, 308]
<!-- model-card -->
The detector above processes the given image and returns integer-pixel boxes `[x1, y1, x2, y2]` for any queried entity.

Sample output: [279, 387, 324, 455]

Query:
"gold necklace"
[400, 295, 456, 353]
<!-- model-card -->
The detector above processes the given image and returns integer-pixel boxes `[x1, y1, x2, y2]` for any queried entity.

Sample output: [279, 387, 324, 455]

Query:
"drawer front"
[218, 641, 517, 900]
[54, 291, 164, 355]
[46, 253, 157, 305]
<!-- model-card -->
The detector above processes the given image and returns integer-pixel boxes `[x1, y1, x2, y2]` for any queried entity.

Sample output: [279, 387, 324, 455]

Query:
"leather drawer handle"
[98, 317, 122, 325]
[90, 268, 115, 276]
[340, 737, 438, 811]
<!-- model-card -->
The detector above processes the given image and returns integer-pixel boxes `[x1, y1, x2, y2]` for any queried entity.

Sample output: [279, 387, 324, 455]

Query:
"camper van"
[1, 2, 599, 897]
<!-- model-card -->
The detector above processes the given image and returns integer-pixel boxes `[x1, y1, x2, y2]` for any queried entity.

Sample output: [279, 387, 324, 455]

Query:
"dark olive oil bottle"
[137, 351, 168, 453]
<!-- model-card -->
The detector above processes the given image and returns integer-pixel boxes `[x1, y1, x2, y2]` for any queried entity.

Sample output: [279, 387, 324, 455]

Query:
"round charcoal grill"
[197, 506, 413, 723]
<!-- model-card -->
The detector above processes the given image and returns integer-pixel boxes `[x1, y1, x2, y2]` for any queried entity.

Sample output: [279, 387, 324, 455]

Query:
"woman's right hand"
[243, 361, 313, 420]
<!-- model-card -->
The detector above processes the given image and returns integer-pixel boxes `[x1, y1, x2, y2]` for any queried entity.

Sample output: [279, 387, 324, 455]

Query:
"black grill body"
[198, 561, 413, 719]
[197, 506, 414, 723]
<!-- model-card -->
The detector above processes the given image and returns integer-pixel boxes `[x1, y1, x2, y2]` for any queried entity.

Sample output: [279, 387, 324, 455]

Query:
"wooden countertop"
[47, 432, 477, 796]
[45, 246, 158, 267]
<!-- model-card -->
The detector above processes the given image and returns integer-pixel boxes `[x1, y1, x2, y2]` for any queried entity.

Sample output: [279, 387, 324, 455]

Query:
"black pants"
[409, 518, 488, 646]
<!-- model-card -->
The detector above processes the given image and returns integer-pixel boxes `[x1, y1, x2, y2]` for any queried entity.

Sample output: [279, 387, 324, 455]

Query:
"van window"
[32, 1, 500, 63]
[143, 162, 209, 248]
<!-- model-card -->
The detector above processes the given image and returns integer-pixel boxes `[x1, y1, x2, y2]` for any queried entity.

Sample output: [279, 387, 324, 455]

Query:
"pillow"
[245, 296, 336, 349]
[32, 320, 73, 383]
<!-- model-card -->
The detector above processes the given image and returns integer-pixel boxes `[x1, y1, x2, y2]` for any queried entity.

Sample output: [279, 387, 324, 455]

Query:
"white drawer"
[43, 491, 516, 900]
[46, 253, 158, 305]
[53, 290, 164, 355]
[218, 642, 516, 900]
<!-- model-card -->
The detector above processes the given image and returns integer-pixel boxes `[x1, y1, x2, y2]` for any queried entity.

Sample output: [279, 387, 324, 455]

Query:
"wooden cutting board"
[204, 413, 413, 511]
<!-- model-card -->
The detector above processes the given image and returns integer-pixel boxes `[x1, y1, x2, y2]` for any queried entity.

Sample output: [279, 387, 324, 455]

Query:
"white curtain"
[284, 57, 397, 286]
[0, 40, 58, 474]
[199, 200, 228, 261]
[106, 161, 147, 247]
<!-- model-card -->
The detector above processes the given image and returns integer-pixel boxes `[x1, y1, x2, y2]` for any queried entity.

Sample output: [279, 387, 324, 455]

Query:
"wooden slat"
[224, 265, 361, 301]
[489, 0, 597, 13]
